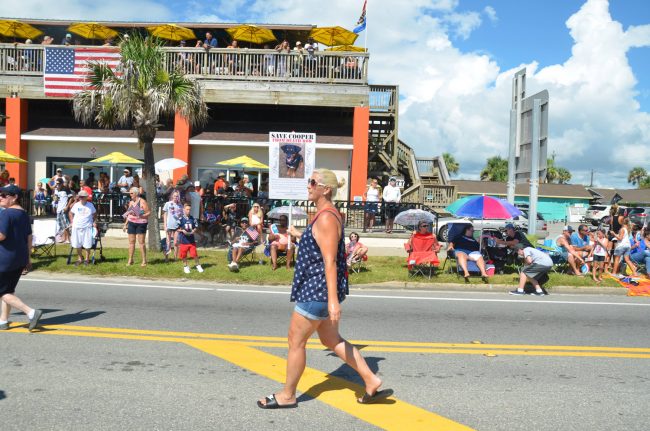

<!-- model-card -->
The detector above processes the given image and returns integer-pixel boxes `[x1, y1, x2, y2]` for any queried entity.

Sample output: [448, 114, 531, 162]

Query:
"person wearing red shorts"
[177, 203, 204, 274]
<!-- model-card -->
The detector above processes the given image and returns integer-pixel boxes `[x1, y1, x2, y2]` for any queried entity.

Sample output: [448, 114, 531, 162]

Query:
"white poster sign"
[269, 132, 316, 200]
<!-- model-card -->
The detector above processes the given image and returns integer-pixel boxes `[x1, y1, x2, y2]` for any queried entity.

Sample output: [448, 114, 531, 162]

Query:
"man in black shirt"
[496, 223, 532, 249]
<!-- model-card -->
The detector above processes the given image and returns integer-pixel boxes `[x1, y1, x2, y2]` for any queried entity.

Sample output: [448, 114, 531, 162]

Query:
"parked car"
[585, 205, 612, 226]
[435, 211, 547, 242]
[628, 207, 650, 227]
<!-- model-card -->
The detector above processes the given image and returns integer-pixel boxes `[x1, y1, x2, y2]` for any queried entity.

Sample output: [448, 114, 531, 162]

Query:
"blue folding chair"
[442, 222, 481, 275]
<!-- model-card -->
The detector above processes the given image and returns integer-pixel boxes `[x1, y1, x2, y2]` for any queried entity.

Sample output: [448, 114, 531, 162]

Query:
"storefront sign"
[268, 132, 316, 200]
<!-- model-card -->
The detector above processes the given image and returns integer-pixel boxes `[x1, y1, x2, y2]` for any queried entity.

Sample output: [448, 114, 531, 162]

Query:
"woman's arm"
[141, 199, 151, 218]
[312, 211, 342, 322]
[288, 225, 302, 240]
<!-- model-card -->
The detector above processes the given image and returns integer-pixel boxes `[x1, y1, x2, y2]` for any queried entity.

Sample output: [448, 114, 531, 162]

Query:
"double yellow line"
[6, 323, 650, 430]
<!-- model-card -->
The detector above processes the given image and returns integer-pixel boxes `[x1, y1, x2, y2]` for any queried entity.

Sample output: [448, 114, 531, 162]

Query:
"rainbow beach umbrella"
[454, 195, 522, 219]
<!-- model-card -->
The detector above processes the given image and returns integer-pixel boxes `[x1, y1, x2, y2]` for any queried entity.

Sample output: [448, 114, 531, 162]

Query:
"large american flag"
[44, 47, 121, 98]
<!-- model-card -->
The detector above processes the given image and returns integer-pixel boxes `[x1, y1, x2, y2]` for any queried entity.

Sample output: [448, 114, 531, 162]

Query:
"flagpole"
[364, 0, 368, 50]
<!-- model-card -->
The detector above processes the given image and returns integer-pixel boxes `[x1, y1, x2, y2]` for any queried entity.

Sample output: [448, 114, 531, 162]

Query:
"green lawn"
[29, 248, 621, 290]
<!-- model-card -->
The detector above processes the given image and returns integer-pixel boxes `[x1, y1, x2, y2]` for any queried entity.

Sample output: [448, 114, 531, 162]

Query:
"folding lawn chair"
[348, 254, 368, 274]
[404, 233, 440, 279]
[31, 219, 57, 258]
[227, 226, 262, 265]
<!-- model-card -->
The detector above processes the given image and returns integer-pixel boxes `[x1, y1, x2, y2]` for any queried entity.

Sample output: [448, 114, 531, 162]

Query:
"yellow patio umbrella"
[226, 24, 276, 45]
[0, 19, 43, 40]
[147, 24, 196, 42]
[309, 26, 358, 47]
[215, 155, 268, 170]
[89, 152, 143, 165]
[68, 22, 119, 40]
[0, 149, 27, 163]
[326, 45, 367, 52]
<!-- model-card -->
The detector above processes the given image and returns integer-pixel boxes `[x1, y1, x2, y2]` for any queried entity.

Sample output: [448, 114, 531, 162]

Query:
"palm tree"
[442, 152, 459, 176]
[545, 156, 558, 183]
[480, 156, 508, 182]
[627, 167, 648, 188]
[640, 177, 650, 189]
[556, 167, 572, 184]
[73, 33, 209, 250]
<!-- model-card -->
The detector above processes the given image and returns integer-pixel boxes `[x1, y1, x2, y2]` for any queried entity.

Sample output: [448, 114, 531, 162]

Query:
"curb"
[24, 271, 629, 296]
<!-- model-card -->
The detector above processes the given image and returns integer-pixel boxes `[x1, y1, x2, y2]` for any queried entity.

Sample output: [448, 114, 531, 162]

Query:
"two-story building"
[0, 19, 371, 199]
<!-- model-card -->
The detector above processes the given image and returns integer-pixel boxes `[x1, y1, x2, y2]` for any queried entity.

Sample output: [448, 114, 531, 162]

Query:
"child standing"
[591, 228, 608, 283]
[162, 191, 183, 260]
[177, 203, 204, 274]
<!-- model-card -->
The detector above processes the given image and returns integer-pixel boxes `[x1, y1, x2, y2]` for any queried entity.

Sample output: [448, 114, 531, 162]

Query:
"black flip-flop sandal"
[357, 388, 394, 404]
[257, 394, 298, 409]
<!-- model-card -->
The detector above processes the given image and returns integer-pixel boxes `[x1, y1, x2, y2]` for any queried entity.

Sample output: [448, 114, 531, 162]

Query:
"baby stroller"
[67, 222, 108, 265]
[481, 229, 509, 274]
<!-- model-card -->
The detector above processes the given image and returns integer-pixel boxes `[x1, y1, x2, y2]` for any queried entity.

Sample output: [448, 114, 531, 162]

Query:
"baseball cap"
[240, 217, 249, 222]
[295, 41, 302, 45]
[77, 190, 89, 197]
[194, 181, 201, 187]
[66, 33, 72, 38]
[514, 243, 527, 251]
[56, 168, 62, 172]
[218, 172, 225, 177]
[123, 168, 130, 173]
[505, 223, 515, 230]
[563, 226, 574, 232]
[389, 177, 396, 182]
[0, 184, 21, 195]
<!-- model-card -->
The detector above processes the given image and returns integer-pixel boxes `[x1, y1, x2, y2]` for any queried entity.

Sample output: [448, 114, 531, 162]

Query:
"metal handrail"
[0, 43, 369, 85]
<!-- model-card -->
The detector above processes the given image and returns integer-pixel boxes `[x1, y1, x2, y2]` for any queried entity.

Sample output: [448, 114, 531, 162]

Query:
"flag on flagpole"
[44, 46, 121, 98]
[354, 0, 367, 34]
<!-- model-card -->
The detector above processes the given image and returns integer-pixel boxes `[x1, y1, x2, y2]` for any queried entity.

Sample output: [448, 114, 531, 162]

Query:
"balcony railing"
[0, 43, 369, 85]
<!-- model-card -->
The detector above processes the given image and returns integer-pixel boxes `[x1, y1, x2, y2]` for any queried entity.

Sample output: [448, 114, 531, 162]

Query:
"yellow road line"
[14, 323, 650, 354]
[186, 339, 474, 431]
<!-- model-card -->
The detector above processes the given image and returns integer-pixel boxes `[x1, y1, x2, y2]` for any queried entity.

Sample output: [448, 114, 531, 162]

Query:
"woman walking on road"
[257, 169, 393, 409]
[0, 185, 44, 331]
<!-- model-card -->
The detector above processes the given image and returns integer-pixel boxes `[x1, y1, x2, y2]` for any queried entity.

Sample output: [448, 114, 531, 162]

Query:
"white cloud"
[442, 11, 482, 40]
[484, 6, 498, 24]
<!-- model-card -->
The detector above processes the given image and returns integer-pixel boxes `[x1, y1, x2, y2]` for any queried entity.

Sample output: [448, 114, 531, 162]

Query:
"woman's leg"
[286, 247, 294, 269]
[612, 255, 621, 275]
[457, 253, 469, 277]
[258, 312, 319, 406]
[624, 254, 637, 275]
[137, 233, 147, 265]
[270, 244, 278, 270]
[317, 318, 383, 397]
[127, 234, 136, 265]
[475, 256, 488, 277]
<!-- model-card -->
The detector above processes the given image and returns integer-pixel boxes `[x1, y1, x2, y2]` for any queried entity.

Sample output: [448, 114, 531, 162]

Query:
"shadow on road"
[297, 356, 395, 404]
[0, 390, 5, 401]
[39, 310, 106, 325]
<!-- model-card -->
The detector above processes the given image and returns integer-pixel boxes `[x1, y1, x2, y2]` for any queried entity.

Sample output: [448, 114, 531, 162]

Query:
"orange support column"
[350, 106, 370, 200]
[173, 112, 191, 181]
[5, 97, 28, 188]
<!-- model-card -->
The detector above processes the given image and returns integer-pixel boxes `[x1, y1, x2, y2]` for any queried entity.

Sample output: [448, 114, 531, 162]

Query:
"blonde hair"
[129, 187, 141, 197]
[314, 169, 345, 199]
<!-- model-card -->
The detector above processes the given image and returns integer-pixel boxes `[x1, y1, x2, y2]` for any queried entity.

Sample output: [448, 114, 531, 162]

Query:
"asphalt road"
[2, 275, 650, 431]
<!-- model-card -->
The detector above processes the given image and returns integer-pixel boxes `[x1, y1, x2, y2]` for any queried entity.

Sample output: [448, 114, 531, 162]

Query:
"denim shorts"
[295, 301, 329, 321]
[614, 245, 631, 257]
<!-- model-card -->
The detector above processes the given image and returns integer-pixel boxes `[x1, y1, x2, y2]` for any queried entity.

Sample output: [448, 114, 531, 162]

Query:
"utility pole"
[590, 169, 594, 187]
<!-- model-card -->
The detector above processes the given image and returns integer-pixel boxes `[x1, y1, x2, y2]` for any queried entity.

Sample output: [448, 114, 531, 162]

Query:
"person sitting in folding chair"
[510, 243, 553, 296]
[448, 224, 489, 283]
[228, 217, 260, 272]
[346, 232, 368, 271]
[69, 190, 97, 266]
[267, 215, 294, 270]
[404, 222, 440, 278]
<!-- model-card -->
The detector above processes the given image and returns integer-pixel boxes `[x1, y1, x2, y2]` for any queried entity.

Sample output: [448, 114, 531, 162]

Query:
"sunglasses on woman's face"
[308, 179, 326, 188]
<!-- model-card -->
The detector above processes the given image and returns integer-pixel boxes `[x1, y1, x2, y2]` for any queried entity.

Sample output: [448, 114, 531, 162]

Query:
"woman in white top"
[363, 178, 380, 232]
[612, 218, 637, 276]
[248, 203, 264, 236]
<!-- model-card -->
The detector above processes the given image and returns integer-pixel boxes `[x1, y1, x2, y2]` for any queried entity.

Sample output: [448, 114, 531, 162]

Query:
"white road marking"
[22, 278, 650, 307]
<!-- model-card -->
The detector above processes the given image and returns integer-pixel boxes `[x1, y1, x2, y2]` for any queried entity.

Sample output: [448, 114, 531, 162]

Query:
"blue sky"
[452, 0, 650, 111]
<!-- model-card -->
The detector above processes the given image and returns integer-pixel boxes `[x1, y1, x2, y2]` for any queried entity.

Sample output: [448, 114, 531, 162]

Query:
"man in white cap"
[117, 168, 134, 206]
[61, 33, 73, 45]
[69, 190, 97, 265]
